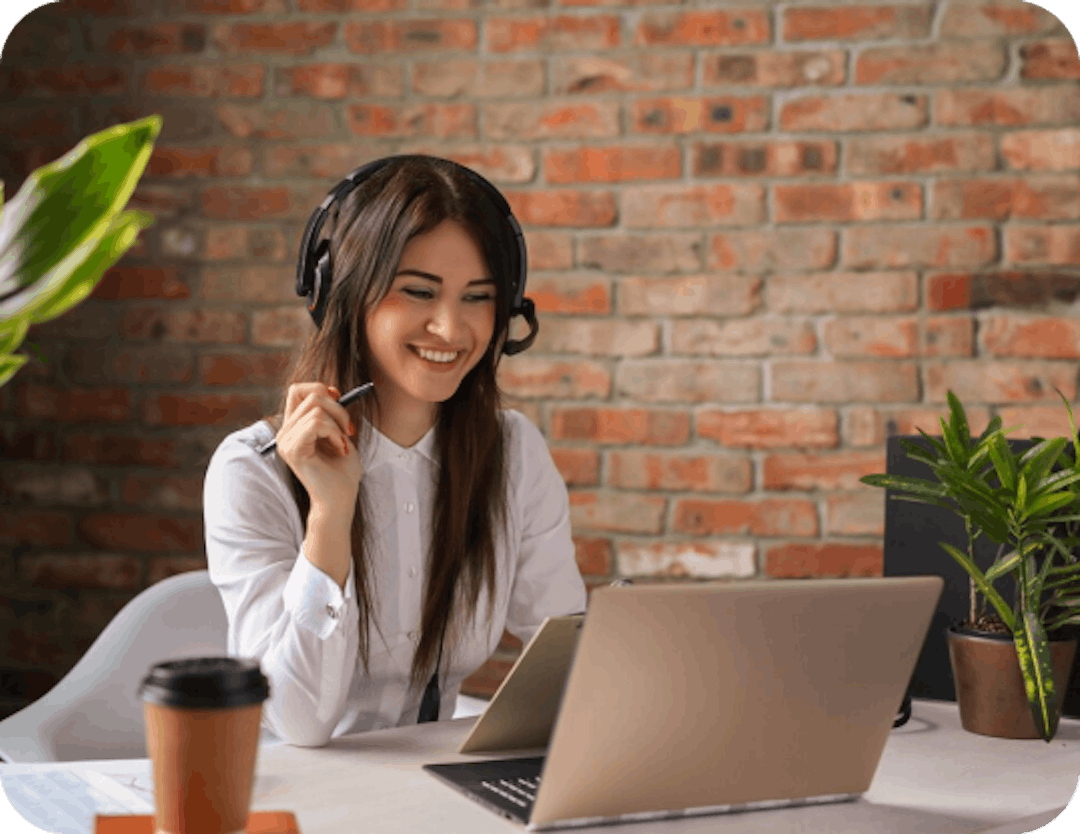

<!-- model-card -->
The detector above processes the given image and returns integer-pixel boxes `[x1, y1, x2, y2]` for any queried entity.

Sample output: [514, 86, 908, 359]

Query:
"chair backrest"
[0, 570, 228, 762]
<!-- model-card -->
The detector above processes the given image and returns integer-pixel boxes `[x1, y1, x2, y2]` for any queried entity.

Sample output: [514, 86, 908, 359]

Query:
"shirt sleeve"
[203, 434, 360, 747]
[502, 413, 588, 647]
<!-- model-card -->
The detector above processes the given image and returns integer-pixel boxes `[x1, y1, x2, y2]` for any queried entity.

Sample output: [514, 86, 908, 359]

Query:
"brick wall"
[1, 0, 1078, 713]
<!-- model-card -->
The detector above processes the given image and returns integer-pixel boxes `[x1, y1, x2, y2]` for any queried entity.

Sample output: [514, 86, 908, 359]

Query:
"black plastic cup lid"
[139, 657, 270, 709]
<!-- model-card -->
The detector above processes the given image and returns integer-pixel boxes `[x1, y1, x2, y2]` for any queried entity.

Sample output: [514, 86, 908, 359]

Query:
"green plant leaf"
[1019, 437, 1068, 488]
[0, 316, 29, 355]
[0, 115, 161, 307]
[987, 432, 1016, 493]
[1030, 469, 1080, 499]
[940, 415, 967, 467]
[985, 549, 1022, 583]
[1056, 387, 1080, 474]
[940, 542, 1015, 631]
[28, 209, 152, 324]
[1013, 612, 1058, 742]
[1023, 491, 1076, 522]
[0, 352, 28, 387]
[916, 427, 948, 461]
[946, 389, 971, 449]
[897, 436, 944, 468]
[975, 414, 1004, 446]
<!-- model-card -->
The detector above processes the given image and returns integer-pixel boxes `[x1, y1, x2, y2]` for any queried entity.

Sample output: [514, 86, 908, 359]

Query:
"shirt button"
[407, 630, 417, 640]
[405, 502, 415, 513]
[326, 604, 338, 620]
[408, 567, 418, 578]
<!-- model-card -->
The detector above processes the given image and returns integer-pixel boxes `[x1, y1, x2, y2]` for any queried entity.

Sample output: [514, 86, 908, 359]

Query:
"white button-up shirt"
[203, 409, 586, 747]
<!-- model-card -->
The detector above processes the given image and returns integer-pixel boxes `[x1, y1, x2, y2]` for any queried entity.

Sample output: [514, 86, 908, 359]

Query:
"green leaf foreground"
[0, 115, 161, 385]
[862, 389, 1080, 740]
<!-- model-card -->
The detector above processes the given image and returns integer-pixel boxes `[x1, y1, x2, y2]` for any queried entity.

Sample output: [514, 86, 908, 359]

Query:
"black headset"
[295, 154, 539, 356]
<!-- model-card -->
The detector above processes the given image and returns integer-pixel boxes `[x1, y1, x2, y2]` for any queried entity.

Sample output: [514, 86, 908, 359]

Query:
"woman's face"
[365, 219, 497, 422]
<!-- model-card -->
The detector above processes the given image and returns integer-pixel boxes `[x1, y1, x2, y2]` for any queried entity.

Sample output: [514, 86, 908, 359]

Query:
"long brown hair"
[266, 157, 512, 689]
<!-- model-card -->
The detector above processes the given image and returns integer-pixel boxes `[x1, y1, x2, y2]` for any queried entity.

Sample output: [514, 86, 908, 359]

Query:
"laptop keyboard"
[424, 756, 545, 825]
[480, 774, 540, 808]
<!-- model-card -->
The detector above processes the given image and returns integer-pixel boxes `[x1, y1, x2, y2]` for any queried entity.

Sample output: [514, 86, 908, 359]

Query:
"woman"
[202, 156, 586, 747]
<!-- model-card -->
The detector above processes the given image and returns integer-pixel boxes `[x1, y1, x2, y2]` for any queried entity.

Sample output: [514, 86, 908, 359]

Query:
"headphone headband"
[295, 155, 537, 356]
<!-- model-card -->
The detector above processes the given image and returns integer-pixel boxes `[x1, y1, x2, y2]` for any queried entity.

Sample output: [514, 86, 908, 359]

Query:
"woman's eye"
[403, 287, 434, 300]
[466, 292, 495, 303]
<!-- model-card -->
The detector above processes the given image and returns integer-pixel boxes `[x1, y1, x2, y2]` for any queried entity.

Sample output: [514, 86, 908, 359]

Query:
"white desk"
[2, 700, 1079, 834]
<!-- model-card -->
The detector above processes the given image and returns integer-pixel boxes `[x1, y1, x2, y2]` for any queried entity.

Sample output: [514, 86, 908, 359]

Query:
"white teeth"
[416, 347, 459, 363]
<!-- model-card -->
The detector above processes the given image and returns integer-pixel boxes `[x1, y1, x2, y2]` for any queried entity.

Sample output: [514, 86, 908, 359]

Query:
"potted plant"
[861, 390, 1080, 742]
[0, 114, 161, 387]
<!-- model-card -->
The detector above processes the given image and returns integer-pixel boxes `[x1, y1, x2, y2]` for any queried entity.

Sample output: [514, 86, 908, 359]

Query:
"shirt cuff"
[283, 547, 355, 641]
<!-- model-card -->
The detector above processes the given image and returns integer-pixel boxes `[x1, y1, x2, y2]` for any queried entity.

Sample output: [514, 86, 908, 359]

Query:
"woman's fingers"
[289, 408, 352, 459]
[285, 384, 354, 438]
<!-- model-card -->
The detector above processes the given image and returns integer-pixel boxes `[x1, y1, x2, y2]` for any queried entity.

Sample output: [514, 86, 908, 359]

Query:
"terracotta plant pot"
[946, 625, 1077, 739]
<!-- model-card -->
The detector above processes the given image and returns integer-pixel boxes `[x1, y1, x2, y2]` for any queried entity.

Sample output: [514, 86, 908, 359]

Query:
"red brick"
[630, 96, 769, 135]
[65, 347, 193, 386]
[15, 384, 130, 423]
[543, 145, 681, 183]
[528, 275, 611, 314]
[573, 537, 612, 577]
[91, 267, 189, 300]
[524, 231, 573, 270]
[767, 271, 917, 313]
[928, 271, 1080, 310]
[763, 450, 886, 491]
[569, 491, 666, 534]
[551, 53, 693, 94]
[0, 465, 109, 506]
[693, 139, 838, 178]
[129, 309, 248, 344]
[78, 514, 201, 552]
[496, 357, 610, 398]
[843, 225, 996, 268]
[346, 103, 479, 139]
[212, 23, 336, 55]
[924, 316, 975, 358]
[765, 543, 883, 578]
[843, 405, 992, 447]
[997, 405, 1080, 439]
[550, 408, 689, 445]
[128, 187, 197, 220]
[615, 359, 759, 404]
[617, 541, 755, 579]
[168, 0, 289, 11]
[673, 498, 817, 537]
[845, 133, 996, 175]
[0, 511, 72, 546]
[620, 274, 761, 316]
[504, 190, 616, 227]
[935, 87, 1080, 127]
[1001, 129, 1080, 171]
[579, 233, 701, 273]
[148, 556, 209, 585]
[696, 408, 839, 449]
[781, 93, 926, 132]
[703, 49, 845, 87]
[1020, 39, 1080, 80]
[147, 147, 252, 179]
[2, 66, 128, 97]
[1006, 225, 1080, 265]
[710, 229, 838, 272]
[670, 318, 815, 357]
[295, 0, 403, 10]
[980, 315, 1080, 359]
[607, 451, 752, 493]
[100, 24, 206, 55]
[623, 183, 765, 227]
[201, 267, 297, 301]
[855, 42, 1004, 84]
[484, 101, 617, 140]
[823, 317, 918, 358]
[932, 176, 1080, 221]
[924, 360, 1077, 403]
[400, 144, 536, 183]
[121, 475, 204, 510]
[20, 554, 142, 590]
[200, 352, 292, 386]
[634, 10, 771, 46]
[412, 59, 542, 98]
[771, 361, 919, 403]
[551, 449, 600, 486]
[773, 182, 921, 223]
[141, 62, 263, 96]
[344, 20, 477, 53]
[216, 104, 337, 140]
[61, 434, 179, 467]
[142, 394, 265, 426]
[825, 493, 884, 536]
[275, 62, 404, 99]
[782, 4, 931, 41]
[486, 15, 619, 52]
[939, 2, 1064, 37]
[534, 319, 659, 356]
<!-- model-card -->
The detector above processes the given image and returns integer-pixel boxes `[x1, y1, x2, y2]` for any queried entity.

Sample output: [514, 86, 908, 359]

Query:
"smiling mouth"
[411, 346, 462, 364]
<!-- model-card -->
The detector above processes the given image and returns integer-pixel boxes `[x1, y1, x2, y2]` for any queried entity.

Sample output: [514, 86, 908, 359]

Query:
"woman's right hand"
[274, 383, 362, 520]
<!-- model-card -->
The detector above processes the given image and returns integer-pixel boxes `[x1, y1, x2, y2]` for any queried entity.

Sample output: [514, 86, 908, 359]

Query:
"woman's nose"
[426, 305, 458, 341]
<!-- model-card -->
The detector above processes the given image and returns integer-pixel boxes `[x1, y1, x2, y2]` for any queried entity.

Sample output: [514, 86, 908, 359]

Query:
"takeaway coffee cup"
[139, 657, 270, 834]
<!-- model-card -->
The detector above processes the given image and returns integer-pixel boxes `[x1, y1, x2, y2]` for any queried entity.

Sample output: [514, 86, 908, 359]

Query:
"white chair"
[0, 570, 230, 762]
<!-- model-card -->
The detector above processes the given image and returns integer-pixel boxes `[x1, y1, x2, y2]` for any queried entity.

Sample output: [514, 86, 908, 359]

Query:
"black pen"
[257, 382, 375, 455]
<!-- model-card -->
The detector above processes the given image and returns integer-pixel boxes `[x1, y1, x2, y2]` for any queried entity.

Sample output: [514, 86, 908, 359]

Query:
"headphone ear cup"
[307, 240, 332, 326]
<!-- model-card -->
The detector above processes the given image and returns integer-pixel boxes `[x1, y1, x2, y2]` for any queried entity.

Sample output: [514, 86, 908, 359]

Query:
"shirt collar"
[362, 419, 438, 471]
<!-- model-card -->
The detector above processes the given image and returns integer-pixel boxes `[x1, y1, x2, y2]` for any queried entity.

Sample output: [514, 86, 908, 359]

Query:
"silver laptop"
[426, 576, 943, 830]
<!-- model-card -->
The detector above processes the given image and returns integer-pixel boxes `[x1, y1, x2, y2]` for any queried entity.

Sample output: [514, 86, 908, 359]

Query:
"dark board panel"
[883, 435, 1080, 717]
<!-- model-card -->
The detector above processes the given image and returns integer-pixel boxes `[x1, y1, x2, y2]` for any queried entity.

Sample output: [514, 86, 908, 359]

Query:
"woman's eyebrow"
[395, 268, 495, 286]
